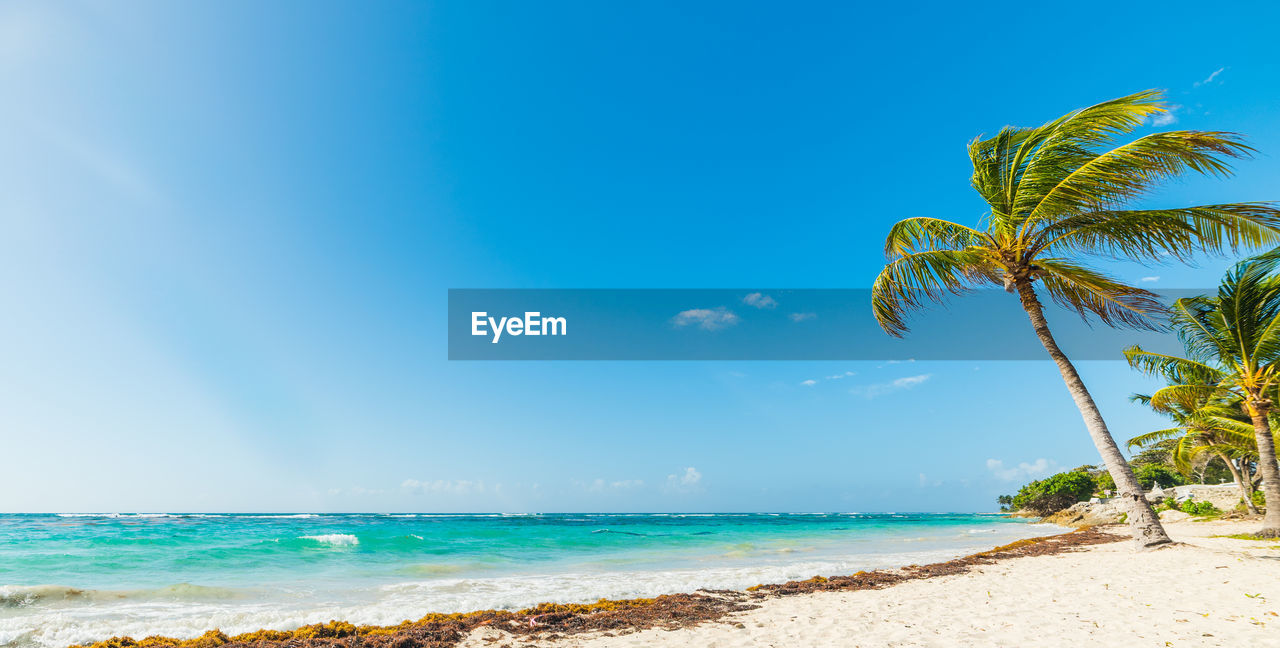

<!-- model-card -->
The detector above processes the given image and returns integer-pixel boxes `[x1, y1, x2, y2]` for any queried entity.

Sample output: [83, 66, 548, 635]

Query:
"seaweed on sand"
[68, 527, 1122, 648]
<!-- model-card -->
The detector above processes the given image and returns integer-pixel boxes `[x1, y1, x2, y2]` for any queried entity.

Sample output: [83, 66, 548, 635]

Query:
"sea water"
[0, 513, 1059, 647]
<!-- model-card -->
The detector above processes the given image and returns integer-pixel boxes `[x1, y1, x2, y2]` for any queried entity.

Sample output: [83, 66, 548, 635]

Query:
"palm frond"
[871, 249, 999, 336]
[1127, 427, 1187, 449]
[1028, 131, 1255, 222]
[1034, 259, 1165, 329]
[884, 218, 990, 255]
[1148, 383, 1221, 411]
[1123, 346, 1224, 385]
[1033, 204, 1280, 261]
[1014, 90, 1168, 217]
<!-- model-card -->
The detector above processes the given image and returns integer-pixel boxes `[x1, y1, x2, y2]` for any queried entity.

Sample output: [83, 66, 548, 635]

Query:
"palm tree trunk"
[1217, 451, 1258, 514]
[1013, 279, 1172, 548]
[1240, 459, 1258, 508]
[1246, 410, 1280, 535]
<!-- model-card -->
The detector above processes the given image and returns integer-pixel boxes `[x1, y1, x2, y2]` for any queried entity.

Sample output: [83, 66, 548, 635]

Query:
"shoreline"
[68, 526, 1116, 648]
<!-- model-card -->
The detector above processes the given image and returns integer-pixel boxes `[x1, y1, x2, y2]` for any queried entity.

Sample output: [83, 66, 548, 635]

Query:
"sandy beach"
[459, 520, 1280, 648]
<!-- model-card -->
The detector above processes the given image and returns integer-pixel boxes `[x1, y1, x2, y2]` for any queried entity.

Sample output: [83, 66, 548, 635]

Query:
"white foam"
[2, 522, 1066, 648]
[299, 534, 359, 546]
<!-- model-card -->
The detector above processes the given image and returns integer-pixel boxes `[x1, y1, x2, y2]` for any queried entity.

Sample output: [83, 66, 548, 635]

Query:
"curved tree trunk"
[1013, 280, 1172, 548]
[1215, 450, 1258, 515]
[1240, 459, 1258, 508]
[1246, 411, 1280, 536]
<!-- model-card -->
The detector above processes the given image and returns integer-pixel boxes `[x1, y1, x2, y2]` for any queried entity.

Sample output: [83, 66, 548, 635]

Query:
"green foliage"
[1094, 471, 1115, 494]
[1254, 490, 1266, 507]
[996, 494, 1014, 512]
[1179, 499, 1221, 516]
[1134, 464, 1186, 489]
[1009, 471, 1097, 515]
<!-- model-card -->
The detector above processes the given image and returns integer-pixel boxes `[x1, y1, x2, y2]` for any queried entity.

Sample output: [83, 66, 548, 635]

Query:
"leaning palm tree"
[872, 90, 1280, 547]
[1128, 392, 1260, 513]
[1126, 253, 1280, 536]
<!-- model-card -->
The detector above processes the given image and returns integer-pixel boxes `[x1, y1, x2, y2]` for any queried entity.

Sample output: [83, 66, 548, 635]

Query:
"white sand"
[464, 520, 1280, 647]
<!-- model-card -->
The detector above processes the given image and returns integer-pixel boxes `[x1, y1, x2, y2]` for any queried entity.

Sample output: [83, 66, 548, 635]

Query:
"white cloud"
[985, 458, 1056, 482]
[1140, 276, 1160, 283]
[852, 373, 932, 398]
[401, 479, 488, 495]
[328, 486, 386, 496]
[1151, 110, 1177, 127]
[1195, 67, 1225, 87]
[789, 312, 816, 322]
[742, 293, 778, 309]
[665, 467, 702, 493]
[578, 478, 645, 493]
[801, 370, 856, 386]
[672, 307, 739, 331]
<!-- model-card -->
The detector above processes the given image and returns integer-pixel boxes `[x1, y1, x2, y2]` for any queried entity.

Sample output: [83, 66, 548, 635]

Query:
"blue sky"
[2, 1, 1279, 512]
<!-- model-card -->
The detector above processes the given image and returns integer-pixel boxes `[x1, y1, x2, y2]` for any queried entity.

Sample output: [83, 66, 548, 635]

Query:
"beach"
[14, 517, 1279, 648]
[0, 513, 1060, 648]
[458, 519, 1279, 648]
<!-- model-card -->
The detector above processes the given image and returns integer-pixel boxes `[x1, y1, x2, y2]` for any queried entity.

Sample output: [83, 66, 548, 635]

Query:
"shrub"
[1009, 471, 1097, 515]
[1180, 499, 1220, 516]
[1134, 464, 1186, 489]
[1094, 471, 1115, 494]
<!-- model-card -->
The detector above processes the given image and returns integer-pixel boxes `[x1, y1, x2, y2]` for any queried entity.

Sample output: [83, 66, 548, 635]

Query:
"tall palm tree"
[872, 90, 1280, 547]
[1128, 392, 1260, 514]
[1126, 254, 1280, 536]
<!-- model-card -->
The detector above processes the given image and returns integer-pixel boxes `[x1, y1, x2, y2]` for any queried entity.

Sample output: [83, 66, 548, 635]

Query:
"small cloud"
[918, 473, 941, 488]
[826, 371, 856, 380]
[852, 373, 932, 398]
[1140, 276, 1160, 283]
[1150, 109, 1178, 127]
[789, 312, 817, 322]
[401, 479, 487, 495]
[672, 307, 739, 331]
[328, 486, 386, 496]
[1194, 67, 1225, 87]
[665, 467, 703, 493]
[742, 293, 778, 309]
[800, 379, 817, 386]
[985, 458, 1056, 482]
[578, 478, 645, 493]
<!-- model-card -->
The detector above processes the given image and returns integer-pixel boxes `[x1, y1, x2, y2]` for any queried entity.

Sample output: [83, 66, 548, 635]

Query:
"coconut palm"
[1126, 253, 1280, 535]
[872, 90, 1280, 547]
[1128, 392, 1260, 513]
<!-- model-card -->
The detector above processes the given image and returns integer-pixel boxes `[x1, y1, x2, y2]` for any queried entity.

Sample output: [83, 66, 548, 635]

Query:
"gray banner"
[448, 289, 1197, 360]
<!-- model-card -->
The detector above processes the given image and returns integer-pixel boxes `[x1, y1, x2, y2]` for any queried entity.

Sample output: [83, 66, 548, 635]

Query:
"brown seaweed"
[68, 527, 1122, 648]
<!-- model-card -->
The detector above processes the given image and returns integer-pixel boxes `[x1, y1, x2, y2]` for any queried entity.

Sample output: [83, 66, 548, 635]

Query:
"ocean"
[0, 512, 1058, 647]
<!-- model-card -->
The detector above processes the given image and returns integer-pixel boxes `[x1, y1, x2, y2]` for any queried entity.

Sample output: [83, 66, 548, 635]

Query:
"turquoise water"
[0, 513, 1056, 647]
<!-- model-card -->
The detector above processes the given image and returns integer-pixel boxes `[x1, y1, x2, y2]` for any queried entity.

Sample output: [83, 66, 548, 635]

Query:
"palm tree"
[872, 90, 1280, 547]
[1126, 254, 1280, 536]
[1128, 392, 1260, 514]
